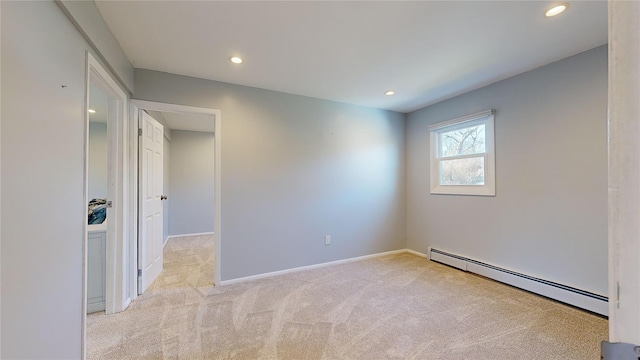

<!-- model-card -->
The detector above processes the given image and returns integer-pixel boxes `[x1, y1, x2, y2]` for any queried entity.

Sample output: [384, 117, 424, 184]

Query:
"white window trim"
[429, 109, 496, 196]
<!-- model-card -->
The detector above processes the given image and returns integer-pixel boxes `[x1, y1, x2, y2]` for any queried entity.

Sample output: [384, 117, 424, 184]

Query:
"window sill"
[430, 185, 495, 196]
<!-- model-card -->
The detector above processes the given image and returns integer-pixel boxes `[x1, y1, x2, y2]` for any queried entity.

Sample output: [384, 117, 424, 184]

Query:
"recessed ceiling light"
[545, 4, 567, 17]
[230, 56, 243, 64]
[88, 109, 96, 113]
[385, 91, 395, 96]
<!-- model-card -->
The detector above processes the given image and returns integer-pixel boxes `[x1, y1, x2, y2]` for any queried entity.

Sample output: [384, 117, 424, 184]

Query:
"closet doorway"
[86, 79, 110, 314]
[83, 53, 130, 321]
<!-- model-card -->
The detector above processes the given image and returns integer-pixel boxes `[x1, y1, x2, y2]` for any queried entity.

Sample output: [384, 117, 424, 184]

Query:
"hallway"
[86, 234, 214, 358]
[146, 235, 214, 291]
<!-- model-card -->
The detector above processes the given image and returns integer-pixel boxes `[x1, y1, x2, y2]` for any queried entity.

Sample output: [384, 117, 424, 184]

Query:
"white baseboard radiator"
[428, 248, 608, 316]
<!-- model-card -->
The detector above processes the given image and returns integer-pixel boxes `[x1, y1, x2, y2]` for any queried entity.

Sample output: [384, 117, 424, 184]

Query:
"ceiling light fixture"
[230, 56, 243, 64]
[385, 90, 395, 96]
[545, 4, 567, 17]
[88, 109, 96, 113]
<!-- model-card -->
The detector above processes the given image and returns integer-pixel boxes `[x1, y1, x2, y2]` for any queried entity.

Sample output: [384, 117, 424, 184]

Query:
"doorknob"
[160, 195, 168, 200]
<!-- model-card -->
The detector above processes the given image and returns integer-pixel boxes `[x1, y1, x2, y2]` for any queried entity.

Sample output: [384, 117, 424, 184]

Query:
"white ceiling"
[145, 110, 215, 133]
[95, 1, 607, 113]
[162, 111, 215, 133]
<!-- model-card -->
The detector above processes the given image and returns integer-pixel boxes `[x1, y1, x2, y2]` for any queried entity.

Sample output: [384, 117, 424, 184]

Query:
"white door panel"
[139, 111, 164, 294]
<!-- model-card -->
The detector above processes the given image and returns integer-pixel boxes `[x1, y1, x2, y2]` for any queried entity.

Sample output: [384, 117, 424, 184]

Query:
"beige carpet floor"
[87, 236, 607, 359]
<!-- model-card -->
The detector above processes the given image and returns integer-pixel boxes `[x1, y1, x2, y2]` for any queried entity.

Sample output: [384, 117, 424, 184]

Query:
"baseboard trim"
[405, 249, 428, 258]
[87, 301, 105, 314]
[220, 249, 408, 286]
[166, 232, 214, 240]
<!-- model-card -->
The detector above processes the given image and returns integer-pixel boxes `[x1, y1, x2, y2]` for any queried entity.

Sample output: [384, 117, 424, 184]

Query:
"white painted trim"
[427, 109, 495, 131]
[84, 53, 130, 318]
[162, 231, 215, 248]
[163, 232, 214, 248]
[129, 106, 139, 303]
[608, 0, 640, 344]
[429, 111, 496, 196]
[86, 301, 105, 314]
[131, 100, 219, 117]
[220, 249, 407, 285]
[0, 2, 3, 354]
[166, 232, 215, 240]
[83, 52, 130, 360]
[130, 100, 222, 289]
[405, 249, 428, 258]
[81, 55, 90, 360]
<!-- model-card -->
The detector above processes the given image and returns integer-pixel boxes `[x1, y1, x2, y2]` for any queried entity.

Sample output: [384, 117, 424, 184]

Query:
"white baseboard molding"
[87, 301, 105, 314]
[427, 248, 608, 316]
[166, 232, 214, 240]
[405, 249, 428, 258]
[220, 249, 408, 286]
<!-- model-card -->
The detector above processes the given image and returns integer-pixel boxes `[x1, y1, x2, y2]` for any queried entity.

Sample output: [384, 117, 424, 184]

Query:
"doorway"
[86, 81, 109, 314]
[83, 53, 130, 322]
[137, 109, 216, 294]
[130, 100, 222, 299]
[83, 51, 132, 358]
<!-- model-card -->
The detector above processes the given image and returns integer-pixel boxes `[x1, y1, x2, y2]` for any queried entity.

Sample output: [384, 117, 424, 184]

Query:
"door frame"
[129, 100, 222, 299]
[83, 53, 130, 324]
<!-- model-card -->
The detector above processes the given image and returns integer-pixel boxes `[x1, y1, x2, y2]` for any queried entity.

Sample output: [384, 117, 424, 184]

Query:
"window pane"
[440, 157, 485, 185]
[440, 124, 485, 157]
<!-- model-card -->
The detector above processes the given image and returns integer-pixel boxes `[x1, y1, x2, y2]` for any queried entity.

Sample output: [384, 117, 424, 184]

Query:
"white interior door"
[138, 111, 164, 294]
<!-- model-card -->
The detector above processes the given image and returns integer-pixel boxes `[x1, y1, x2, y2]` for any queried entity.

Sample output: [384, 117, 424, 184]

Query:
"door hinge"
[137, 269, 142, 277]
[138, 128, 142, 136]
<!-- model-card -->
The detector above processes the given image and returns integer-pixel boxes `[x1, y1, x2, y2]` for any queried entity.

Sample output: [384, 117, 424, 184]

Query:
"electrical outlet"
[325, 235, 331, 245]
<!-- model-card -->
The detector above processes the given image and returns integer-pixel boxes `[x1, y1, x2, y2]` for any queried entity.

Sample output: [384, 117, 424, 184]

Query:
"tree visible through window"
[429, 110, 495, 196]
[440, 124, 486, 185]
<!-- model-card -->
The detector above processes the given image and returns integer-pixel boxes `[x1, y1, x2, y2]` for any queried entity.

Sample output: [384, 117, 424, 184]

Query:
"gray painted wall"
[88, 122, 107, 202]
[56, 0, 135, 93]
[1, 1, 112, 357]
[168, 130, 215, 236]
[406, 46, 608, 296]
[134, 70, 407, 281]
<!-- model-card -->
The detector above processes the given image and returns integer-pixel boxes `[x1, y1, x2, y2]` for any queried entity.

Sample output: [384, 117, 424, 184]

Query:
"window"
[429, 110, 495, 196]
